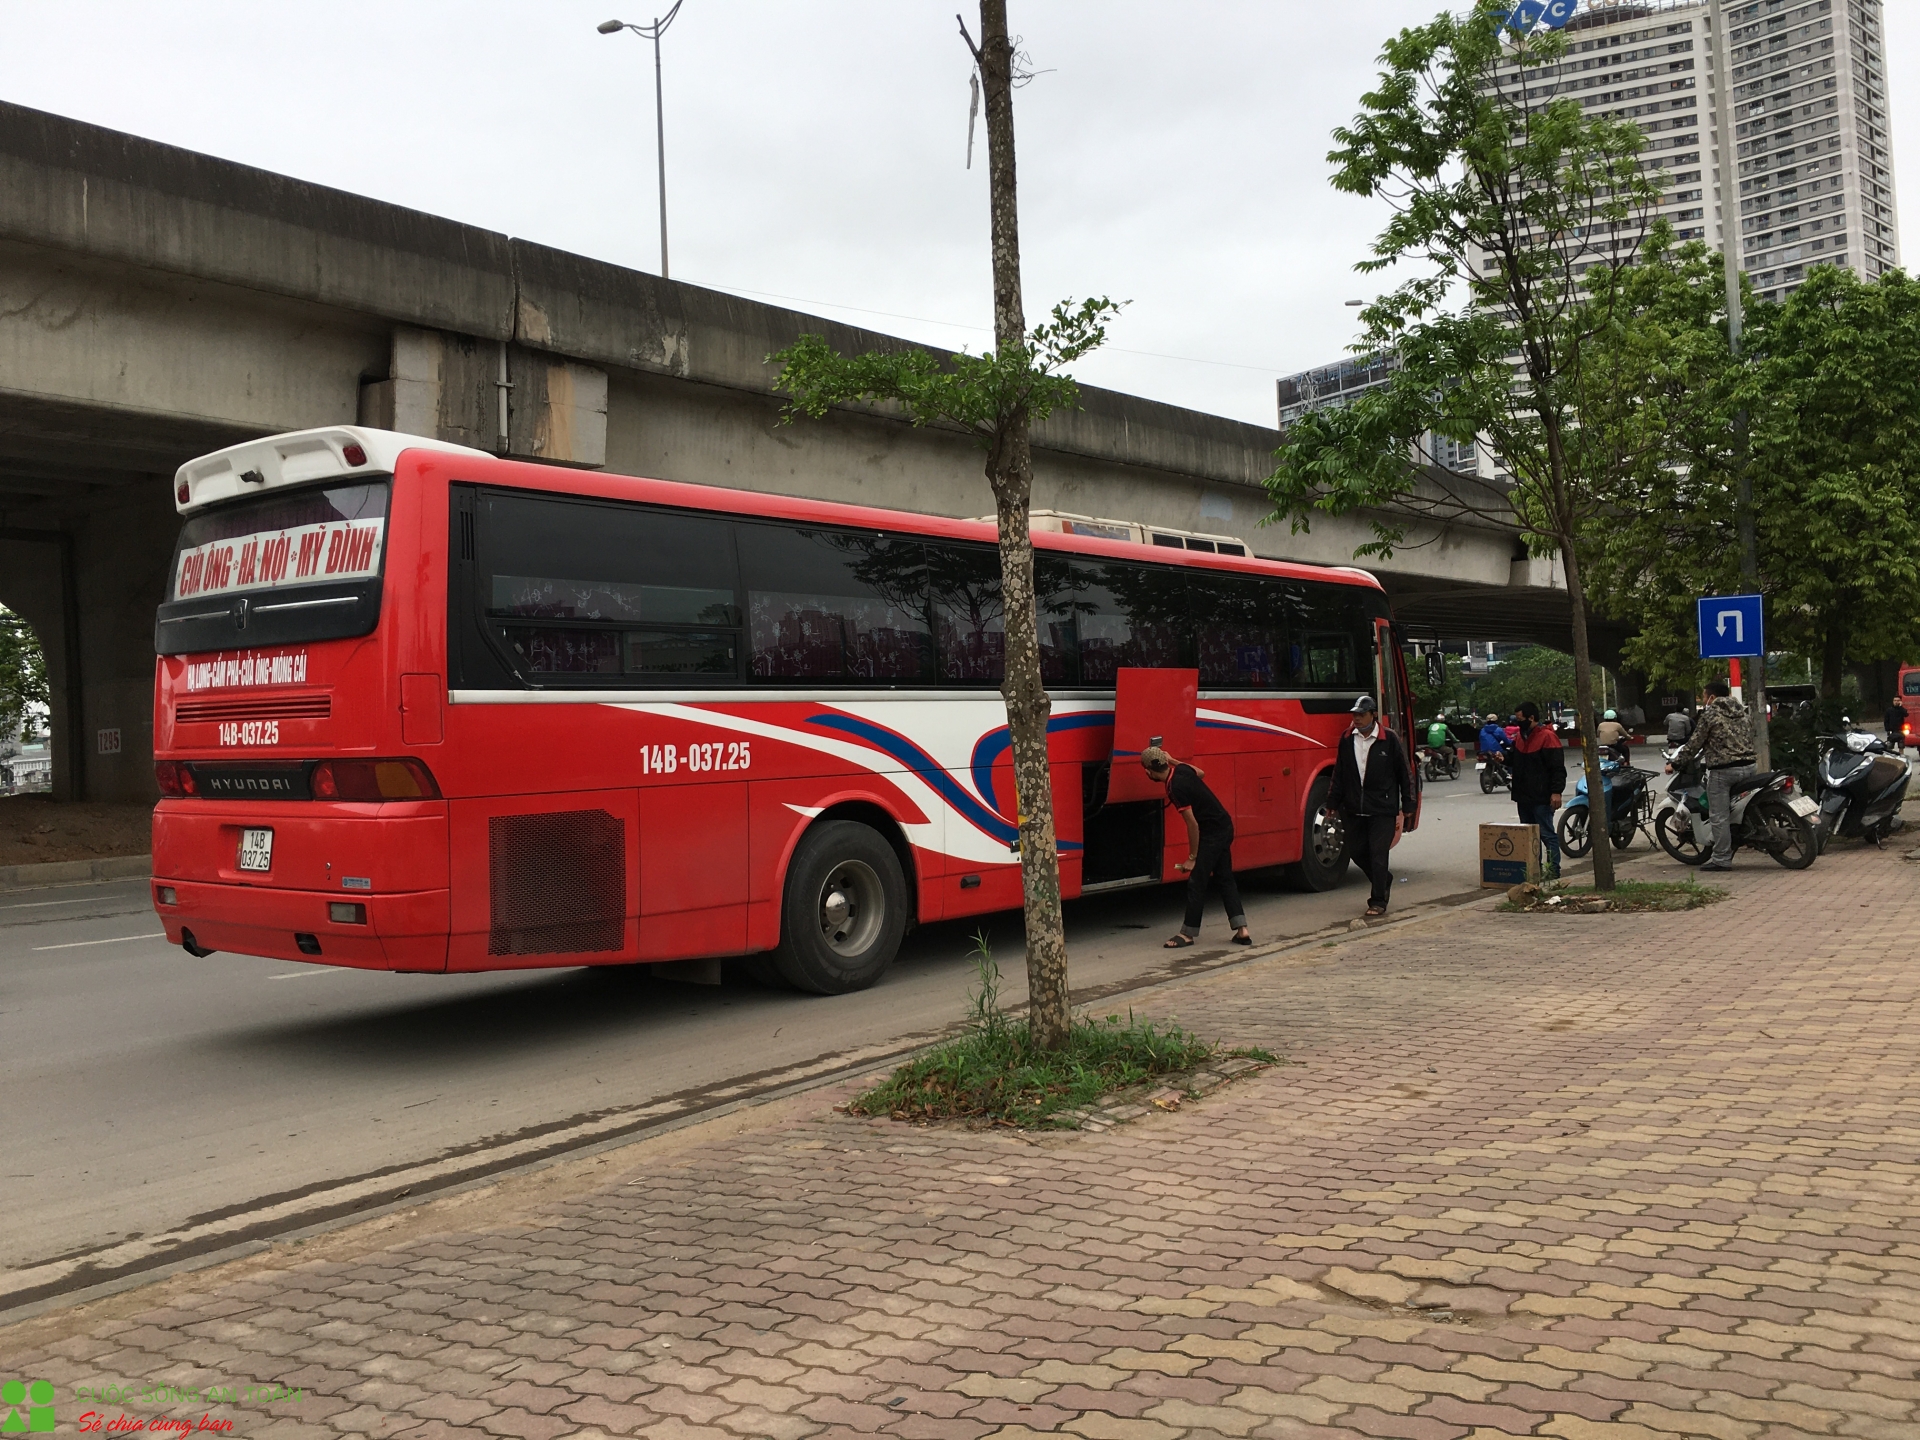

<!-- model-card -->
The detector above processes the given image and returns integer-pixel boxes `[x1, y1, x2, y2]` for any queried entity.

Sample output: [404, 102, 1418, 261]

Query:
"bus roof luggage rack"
[972, 509, 1250, 557]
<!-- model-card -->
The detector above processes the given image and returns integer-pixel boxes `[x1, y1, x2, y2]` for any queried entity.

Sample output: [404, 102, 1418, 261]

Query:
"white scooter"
[1653, 747, 1820, 870]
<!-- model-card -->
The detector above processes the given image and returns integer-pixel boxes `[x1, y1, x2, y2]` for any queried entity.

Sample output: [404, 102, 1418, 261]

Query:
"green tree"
[1463, 646, 1581, 722]
[1579, 231, 1747, 694]
[1744, 266, 1920, 696]
[1583, 259, 1920, 702]
[771, 1, 1119, 1048]
[0, 606, 49, 746]
[1265, 4, 1665, 889]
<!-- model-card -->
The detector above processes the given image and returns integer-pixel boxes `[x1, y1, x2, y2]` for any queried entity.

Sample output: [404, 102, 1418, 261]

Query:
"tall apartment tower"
[1479, 0, 1897, 300]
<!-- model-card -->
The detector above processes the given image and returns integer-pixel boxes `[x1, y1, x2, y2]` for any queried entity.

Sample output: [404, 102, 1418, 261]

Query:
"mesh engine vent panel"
[488, 808, 626, 955]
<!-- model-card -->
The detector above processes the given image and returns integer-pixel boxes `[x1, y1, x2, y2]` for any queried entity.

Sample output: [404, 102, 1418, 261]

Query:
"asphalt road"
[1, 775, 1537, 1288]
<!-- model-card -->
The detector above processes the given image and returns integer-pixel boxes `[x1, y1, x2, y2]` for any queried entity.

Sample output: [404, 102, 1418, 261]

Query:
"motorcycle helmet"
[1603, 709, 1617, 720]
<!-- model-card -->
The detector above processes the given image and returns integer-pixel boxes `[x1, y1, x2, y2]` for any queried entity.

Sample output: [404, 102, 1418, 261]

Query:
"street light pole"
[598, 4, 683, 280]
[1707, 0, 1769, 765]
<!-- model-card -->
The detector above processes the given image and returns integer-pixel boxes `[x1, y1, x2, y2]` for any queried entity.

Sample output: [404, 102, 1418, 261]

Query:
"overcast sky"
[4, 2, 1917, 428]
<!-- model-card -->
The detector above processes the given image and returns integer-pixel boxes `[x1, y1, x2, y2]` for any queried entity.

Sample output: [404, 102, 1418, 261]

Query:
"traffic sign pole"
[1697, 594, 1768, 757]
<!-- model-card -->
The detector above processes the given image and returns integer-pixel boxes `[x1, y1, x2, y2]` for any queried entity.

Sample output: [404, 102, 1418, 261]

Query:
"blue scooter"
[1555, 754, 1653, 858]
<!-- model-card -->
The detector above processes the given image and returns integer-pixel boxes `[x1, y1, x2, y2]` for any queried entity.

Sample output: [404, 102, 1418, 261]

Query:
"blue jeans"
[1516, 800, 1560, 876]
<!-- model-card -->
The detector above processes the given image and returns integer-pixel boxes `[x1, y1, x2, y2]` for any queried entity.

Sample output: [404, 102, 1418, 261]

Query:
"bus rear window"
[170, 483, 388, 601]
[155, 482, 390, 655]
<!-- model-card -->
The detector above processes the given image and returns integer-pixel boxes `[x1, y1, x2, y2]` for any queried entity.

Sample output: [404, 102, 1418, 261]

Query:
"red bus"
[151, 427, 1418, 992]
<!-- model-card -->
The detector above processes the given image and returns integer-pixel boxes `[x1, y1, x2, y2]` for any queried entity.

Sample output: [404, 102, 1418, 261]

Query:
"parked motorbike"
[1653, 748, 1819, 869]
[1420, 745, 1461, 783]
[1556, 757, 1653, 857]
[1477, 752, 1511, 794]
[1813, 725, 1913, 848]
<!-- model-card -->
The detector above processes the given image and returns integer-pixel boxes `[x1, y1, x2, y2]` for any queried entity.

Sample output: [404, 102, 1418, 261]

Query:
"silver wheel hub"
[1311, 806, 1344, 867]
[817, 860, 883, 957]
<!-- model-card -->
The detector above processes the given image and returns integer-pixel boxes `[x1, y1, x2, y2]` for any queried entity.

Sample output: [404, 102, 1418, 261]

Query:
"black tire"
[1480, 766, 1497, 794]
[773, 820, 909, 994]
[1753, 799, 1818, 870]
[1291, 772, 1350, 892]
[1557, 806, 1592, 859]
[1446, 754, 1460, 781]
[1655, 807, 1710, 865]
[1610, 820, 1635, 852]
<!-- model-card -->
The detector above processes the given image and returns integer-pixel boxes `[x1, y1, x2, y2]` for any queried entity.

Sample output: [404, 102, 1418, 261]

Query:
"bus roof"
[175, 426, 1383, 594]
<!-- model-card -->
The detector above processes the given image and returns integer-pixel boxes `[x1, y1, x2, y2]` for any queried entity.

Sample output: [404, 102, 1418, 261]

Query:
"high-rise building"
[1723, 0, 1898, 298]
[1273, 355, 1485, 475]
[1481, 0, 1897, 300]
[1277, 1, 1898, 467]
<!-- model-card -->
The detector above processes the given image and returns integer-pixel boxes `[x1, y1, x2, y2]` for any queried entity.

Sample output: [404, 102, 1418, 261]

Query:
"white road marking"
[1, 897, 100, 910]
[32, 933, 166, 951]
[268, 968, 343, 980]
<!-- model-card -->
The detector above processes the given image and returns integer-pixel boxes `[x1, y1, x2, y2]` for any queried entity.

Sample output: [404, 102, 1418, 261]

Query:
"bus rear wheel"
[774, 820, 908, 994]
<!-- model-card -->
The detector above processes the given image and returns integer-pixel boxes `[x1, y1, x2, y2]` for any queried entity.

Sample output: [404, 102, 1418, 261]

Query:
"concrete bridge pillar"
[357, 327, 607, 467]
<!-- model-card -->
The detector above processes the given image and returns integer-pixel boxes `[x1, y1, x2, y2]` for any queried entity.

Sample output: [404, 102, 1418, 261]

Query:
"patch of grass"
[848, 932, 1267, 1128]
[1500, 877, 1728, 913]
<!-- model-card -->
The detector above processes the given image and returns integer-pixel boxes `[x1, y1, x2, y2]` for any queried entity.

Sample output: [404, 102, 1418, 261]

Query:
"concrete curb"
[0, 854, 151, 890]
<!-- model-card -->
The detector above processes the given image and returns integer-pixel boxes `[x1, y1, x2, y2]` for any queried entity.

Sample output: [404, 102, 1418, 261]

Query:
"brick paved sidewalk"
[6, 846, 1918, 1440]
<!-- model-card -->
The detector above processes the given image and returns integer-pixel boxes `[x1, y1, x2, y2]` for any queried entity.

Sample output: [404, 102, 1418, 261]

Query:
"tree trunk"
[1560, 543, 1617, 892]
[979, 0, 1070, 1050]
[1819, 616, 1848, 700]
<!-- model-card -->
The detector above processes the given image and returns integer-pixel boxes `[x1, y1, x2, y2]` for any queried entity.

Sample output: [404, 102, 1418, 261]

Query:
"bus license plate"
[238, 828, 274, 871]
[1787, 794, 1818, 818]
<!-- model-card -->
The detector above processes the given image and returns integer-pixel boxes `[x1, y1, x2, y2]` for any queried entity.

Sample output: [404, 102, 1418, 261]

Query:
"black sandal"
[1232, 932, 1253, 947]
[1164, 934, 1195, 949]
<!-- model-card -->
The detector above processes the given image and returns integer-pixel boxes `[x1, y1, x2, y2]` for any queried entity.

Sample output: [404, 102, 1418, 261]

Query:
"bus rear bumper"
[152, 879, 450, 972]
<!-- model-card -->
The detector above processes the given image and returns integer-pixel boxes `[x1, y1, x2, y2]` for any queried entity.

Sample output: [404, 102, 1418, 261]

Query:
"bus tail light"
[341, 442, 368, 467]
[155, 760, 199, 797]
[310, 758, 442, 801]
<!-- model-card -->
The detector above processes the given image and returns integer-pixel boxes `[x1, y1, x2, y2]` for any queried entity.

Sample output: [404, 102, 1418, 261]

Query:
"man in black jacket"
[1327, 695, 1417, 917]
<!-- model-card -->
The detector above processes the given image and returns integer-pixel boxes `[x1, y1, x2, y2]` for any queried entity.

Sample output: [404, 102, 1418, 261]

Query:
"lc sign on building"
[1697, 594, 1766, 660]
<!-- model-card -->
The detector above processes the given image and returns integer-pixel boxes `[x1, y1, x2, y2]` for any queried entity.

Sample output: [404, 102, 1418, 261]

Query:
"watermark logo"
[1, 1379, 56, 1433]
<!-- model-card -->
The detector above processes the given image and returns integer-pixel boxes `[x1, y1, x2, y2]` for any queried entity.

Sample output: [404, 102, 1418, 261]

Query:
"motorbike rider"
[1478, 713, 1507, 758]
[1596, 709, 1631, 764]
[1665, 702, 1693, 747]
[1885, 695, 1910, 756]
[1666, 678, 1756, 872]
[1507, 702, 1567, 879]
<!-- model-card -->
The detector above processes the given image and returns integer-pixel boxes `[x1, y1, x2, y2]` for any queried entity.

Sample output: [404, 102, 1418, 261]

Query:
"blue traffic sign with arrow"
[1697, 593, 1765, 659]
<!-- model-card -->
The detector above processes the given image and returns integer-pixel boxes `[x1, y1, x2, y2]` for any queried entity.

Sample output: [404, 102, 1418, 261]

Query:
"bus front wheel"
[775, 820, 908, 994]
[1290, 773, 1350, 892]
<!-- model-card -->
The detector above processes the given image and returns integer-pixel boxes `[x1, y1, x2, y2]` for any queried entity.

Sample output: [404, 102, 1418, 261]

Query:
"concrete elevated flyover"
[0, 100, 1586, 800]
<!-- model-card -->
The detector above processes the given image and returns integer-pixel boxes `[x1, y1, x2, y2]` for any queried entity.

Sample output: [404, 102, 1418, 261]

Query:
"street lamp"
[598, 3, 683, 280]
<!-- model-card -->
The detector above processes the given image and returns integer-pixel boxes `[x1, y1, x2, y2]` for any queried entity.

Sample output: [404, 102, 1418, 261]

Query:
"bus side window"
[1188, 572, 1287, 690]
[736, 524, 933, 682]
[1068, 561, 1185, 685]
[927, 543, 1007, 684]
[478, 491, 742, 686]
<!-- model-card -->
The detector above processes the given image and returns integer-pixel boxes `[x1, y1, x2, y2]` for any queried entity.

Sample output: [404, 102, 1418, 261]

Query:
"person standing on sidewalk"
[1667, 678, 1756, 871]
[1507, 701, 1567, 879]
[1141, 747, 1252, 950]
[1327, 695, 1416, 918]
[1885, 694, 1910, 756]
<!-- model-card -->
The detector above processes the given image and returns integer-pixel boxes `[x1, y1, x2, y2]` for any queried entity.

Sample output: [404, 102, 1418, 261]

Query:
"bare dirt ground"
[0, 795, 152, 866]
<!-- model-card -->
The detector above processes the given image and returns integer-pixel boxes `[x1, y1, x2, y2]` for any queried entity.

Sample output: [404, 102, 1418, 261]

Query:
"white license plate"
[1475, 762, 1486, 770]
[1787, 794, 1819, 818]
[238, 828, 274, 871]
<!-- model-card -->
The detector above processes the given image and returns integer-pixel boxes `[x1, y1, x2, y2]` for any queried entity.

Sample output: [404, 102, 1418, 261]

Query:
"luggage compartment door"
[1104, 667, 1198, 803]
